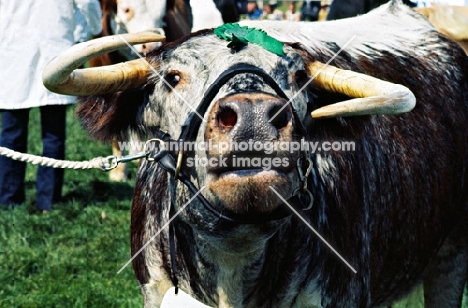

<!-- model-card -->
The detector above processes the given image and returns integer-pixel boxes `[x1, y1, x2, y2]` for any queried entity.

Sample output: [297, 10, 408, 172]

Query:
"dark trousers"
[0, 105, 67, 210]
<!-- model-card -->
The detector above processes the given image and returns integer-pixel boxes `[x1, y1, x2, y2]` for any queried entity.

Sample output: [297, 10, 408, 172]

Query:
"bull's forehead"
[160, 34, 304, 81]
[145, 33, 308, 137]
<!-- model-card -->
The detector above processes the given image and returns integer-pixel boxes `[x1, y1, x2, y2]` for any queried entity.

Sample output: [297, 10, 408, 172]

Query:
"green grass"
[0, 106, 142, 307]
[0, 107, 467, 307]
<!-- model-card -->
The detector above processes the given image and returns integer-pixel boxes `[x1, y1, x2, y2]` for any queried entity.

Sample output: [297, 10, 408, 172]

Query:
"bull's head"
[43, 27, 414, 232]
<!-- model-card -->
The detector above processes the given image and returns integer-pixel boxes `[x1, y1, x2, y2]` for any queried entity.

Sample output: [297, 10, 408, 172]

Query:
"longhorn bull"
[43, 1, 468, 307]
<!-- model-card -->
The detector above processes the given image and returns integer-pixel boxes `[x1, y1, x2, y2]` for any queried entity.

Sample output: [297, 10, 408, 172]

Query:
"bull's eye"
[165, 72, 181, 89]
[269, 106, 291, 130]
[294, 70, 309, 89]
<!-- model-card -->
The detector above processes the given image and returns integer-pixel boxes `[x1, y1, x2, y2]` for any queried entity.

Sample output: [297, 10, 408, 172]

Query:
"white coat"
[0, 0, 100, 109]
[74, 0, 102, 43]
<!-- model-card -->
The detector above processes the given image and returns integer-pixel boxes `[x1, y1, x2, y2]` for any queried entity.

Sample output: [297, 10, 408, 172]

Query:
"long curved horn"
[307, 62, 416, 119]
[43, 31, 165, 96]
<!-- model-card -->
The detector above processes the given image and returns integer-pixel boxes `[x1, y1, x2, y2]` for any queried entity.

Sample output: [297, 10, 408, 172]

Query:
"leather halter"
[147, 63, 313, 295]
[148, 63, 312, 225]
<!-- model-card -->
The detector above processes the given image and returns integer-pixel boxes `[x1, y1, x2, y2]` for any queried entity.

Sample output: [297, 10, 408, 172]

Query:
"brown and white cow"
[93, 0, 228, 181]
[415, 5, 468, 55]
[43, 1, 468, 307]
[91, 0, 192, 181]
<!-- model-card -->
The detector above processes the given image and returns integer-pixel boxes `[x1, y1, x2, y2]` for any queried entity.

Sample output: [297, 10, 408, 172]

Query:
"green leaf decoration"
[244, 28, 285, 56]
[227, 34, 248, 50]
[214, 23, 285, 56]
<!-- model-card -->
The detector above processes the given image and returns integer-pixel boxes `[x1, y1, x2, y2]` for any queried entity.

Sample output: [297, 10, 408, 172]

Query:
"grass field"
[0, 106, 466, 307]
[0, 106, 142, 307]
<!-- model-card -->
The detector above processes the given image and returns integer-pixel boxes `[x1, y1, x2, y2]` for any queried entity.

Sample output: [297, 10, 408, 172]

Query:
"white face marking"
[116, 0, 166, 32]
[112, 0, 166, 57]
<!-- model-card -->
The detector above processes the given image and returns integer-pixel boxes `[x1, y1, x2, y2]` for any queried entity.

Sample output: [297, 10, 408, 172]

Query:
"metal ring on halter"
[144, 138, 166, 162]
[301, 188, 314, 211]
[293, 148, 314, 210]
[101, 155, 119, 171]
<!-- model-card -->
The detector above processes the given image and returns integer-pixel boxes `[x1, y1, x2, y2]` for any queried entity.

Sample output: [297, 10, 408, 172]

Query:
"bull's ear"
[76, 88, 147, 142]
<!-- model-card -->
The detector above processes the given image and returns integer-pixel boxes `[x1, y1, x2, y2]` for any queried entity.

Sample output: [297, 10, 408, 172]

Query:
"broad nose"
[209, 93, 293, 142]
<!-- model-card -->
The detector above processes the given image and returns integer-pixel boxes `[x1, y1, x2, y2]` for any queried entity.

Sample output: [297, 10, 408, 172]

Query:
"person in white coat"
[0, 0, 102, 212]
[74, 0, 103, 43]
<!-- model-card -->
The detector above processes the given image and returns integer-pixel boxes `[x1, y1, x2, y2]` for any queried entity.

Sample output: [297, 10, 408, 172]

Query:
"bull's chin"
[207, 169, 292, 214]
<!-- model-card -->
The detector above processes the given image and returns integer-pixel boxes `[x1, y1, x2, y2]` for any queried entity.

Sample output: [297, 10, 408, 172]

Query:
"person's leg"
[36, 105, 67, 211]
[0, 109, 30, 206]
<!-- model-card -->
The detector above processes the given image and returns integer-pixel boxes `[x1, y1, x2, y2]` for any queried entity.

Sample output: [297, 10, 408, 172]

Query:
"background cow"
[415, 5, 468, 55]
[92, 0, 231, 64]
[93, 0, 226, 181]
[91, 0, 190, 181]
[44, 1, 468, 307]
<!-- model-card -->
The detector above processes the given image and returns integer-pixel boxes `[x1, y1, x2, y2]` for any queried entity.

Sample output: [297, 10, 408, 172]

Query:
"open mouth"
[218, 168, 283, 178]
[205, 156, 296, 214]
[206, 154, 294, 179]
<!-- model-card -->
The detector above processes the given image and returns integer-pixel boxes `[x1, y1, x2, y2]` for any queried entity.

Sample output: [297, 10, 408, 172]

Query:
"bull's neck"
[195, 228, 272, 308]
[176, 221, 301, 308]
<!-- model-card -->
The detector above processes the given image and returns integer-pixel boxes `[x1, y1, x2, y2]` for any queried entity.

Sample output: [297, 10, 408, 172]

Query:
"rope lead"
[0, 146, 114, 171]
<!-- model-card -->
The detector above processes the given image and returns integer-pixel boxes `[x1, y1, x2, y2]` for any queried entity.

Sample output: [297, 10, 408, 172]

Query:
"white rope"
[0, 146, 107, 170]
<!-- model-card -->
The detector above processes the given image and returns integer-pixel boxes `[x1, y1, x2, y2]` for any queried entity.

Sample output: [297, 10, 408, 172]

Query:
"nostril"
[218, 107, 238, 129]
[268, 105, 291, 130]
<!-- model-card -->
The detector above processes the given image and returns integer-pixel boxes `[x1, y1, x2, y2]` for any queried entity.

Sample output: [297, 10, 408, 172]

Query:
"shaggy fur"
[77, 1, 468, 307]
